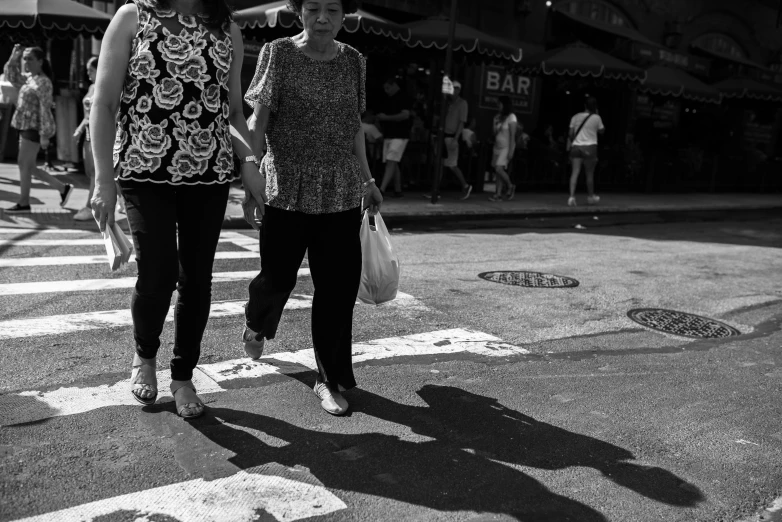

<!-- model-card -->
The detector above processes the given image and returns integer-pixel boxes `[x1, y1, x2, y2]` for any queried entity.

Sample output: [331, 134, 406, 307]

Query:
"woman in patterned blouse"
[90, 0, 266, 419]
[243, 0, 383, 416]
[3, 45, 73, 213]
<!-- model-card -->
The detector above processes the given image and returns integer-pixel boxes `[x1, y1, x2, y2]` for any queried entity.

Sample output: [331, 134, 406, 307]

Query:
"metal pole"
[431, 0, 458, 205]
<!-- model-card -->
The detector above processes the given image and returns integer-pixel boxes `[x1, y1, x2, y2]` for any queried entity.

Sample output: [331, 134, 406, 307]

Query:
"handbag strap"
[572, 113, 593, 143]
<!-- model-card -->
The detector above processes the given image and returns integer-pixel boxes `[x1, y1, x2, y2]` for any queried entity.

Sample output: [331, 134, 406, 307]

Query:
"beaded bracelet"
[363, 178, 376, 187]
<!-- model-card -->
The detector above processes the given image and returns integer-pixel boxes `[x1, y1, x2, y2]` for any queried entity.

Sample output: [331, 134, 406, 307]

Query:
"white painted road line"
[1, 328, 526, 425]
[10, 466, 347, 522]
[0, 233, 256, 248]
[0, 269, 309, 296]
[0, 228, 88, 234]
[0, 292, 415, 340]
[201, 328, 529, 383]
[0, 250, 259, 267]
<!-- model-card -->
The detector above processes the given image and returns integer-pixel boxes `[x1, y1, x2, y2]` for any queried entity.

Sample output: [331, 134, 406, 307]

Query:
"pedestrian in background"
[488, 95, 517, 202]
[72, 57, 98, 221]
[242, 0, 382, 416]
[567, 96, 604, 207]
[90, 0, 263, 419]
[377, 75, 411, 198]
[3, 44, 72, 213]
[432, 80, 472, 200]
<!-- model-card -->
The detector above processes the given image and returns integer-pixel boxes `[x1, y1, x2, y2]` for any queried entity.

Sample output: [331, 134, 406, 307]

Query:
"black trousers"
[120, 180, 229, 381]
[246, 205, 362, 390]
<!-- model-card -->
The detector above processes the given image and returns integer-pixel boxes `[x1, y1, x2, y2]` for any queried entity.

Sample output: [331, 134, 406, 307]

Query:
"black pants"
[246, 205, 362, 390]
[120, 180, 229, 381]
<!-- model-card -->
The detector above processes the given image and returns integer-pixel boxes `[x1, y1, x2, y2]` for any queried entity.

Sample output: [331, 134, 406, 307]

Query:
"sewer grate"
[478, 271, 579, 288]
[627, 308, 741, 339]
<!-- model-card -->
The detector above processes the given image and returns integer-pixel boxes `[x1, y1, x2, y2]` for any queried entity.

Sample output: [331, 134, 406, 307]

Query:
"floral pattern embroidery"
[114, 1, 234, 185]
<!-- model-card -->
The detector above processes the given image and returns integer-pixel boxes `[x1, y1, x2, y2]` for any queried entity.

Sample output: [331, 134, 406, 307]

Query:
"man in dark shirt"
[377, 76, 411, 197]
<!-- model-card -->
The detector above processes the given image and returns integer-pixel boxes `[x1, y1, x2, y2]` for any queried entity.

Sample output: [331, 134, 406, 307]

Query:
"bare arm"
[377, 109, 410, 122]
[89, 3, 137, 229]
[3, 46, 25, 89]
[508, 121, 517, 158]
[354, 118, 382, 214]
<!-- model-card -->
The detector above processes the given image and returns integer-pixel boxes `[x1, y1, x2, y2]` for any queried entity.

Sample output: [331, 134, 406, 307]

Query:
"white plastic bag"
[358, 211, 400, 305]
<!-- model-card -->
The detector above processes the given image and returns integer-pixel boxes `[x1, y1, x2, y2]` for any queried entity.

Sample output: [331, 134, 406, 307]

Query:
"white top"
[493, 112, 517, 149]
[569, 111, 604, 146]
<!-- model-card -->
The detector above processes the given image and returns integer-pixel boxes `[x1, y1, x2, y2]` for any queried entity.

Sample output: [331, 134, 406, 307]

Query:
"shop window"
[556, 0, 631, 27]
[692, 33, 746, 60]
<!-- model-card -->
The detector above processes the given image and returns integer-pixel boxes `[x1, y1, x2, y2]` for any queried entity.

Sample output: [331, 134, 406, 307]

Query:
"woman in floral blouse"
[90, 0, 265, 419]
[3, 44, 73, 213]
[242, 0, 382, 416]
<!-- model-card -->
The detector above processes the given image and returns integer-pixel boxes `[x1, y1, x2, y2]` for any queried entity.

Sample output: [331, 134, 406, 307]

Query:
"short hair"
[86, 56, 98, 70]
[585, 96, 598, 113]
[498, 95, 512, 115]
[287, 0, 360, 15]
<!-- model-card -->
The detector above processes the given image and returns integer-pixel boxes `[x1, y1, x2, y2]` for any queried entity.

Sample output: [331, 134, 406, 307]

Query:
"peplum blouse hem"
[245, 37, 366, 215]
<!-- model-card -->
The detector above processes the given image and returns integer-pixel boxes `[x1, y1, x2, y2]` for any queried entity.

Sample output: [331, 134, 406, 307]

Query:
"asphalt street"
[1, 210, 781, 522]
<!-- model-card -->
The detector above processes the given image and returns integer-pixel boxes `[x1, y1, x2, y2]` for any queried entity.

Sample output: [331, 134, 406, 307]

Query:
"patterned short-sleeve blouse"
[113, 0, 235, 185]
[244, 37, 366, 215]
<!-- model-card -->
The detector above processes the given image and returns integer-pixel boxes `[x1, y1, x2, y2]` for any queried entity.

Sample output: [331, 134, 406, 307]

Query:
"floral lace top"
[2, 55, 56, 139]
[244, 37, 366, 214]
[113, 0, 235, 185]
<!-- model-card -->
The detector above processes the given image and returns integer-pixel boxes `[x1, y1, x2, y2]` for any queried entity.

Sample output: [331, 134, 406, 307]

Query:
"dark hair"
[287, 0, 360, 15]
[384, 74, 399, 86]
[26, 47, 53, 80]
[87, 56, 98, 70]
[498, 95, 513, 116]
[139, 0, 233, 28]
[585, 96, 598, 113]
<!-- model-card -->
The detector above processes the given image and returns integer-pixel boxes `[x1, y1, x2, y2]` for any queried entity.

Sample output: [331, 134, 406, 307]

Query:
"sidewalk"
[1, 161, 780, 229]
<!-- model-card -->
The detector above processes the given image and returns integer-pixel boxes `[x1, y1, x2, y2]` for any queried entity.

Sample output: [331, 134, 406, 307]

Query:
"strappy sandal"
[130, 354, 157, 406]
[170, 380, 205, 419]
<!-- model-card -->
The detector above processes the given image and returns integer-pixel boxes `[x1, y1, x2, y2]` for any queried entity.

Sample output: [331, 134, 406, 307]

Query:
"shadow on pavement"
[392, 209, 782, 249]
[192, 382, 704, 521]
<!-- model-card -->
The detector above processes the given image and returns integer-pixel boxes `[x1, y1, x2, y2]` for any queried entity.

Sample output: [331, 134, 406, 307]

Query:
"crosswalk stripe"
[0, 328, 526, 426]
[0, 269, 308, 296]
[10, 466, 347, 522]
[0, 250, 259, 267]
[0, 228, 88, 234]
[0, 237, 250, 247]
[0, 292, 415, 340]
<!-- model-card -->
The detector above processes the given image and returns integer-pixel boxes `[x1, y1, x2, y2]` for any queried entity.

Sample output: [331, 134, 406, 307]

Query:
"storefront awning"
[712, 77, 782, 102]
[520, 43, 646, 81]
[0, 0, 111, 38]
[554, 9, 662, 48]
[640, 65, 721, 103]
[234, 1, 410, 41]
[690, 41, 770, 71]
[403, 19, 526, 63]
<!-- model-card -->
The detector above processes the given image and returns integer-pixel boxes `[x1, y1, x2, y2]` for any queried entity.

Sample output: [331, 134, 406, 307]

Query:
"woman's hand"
[73, 124, 85, 140]
[40, 137, 50, 150]
[364, 182, 382, 216]
[91, 180, 117, 231]
[240, 163, 267, 229]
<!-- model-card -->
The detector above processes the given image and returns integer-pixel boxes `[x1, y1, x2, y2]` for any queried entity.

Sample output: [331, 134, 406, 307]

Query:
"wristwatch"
[240, 155, 259, 167]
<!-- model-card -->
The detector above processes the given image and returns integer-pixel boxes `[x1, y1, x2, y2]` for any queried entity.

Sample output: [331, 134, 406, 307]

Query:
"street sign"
[479, 65, 535, 114]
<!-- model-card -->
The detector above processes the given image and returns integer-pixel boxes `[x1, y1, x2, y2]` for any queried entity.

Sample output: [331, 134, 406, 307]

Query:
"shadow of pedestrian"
[189, 384, 703, 520]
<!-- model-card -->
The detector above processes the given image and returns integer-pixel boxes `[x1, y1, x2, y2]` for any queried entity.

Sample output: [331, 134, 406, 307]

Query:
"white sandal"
[170, 380, 205, 419]
[130, 354, 157, 406]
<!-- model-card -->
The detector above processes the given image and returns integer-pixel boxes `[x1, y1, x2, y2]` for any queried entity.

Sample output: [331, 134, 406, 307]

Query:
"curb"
[2, 205, 781, 230]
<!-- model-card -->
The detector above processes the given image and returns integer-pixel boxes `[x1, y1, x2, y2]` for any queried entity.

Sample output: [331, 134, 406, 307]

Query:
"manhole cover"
[627, 308, 741, 339]
[478, 271, 579, 288]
